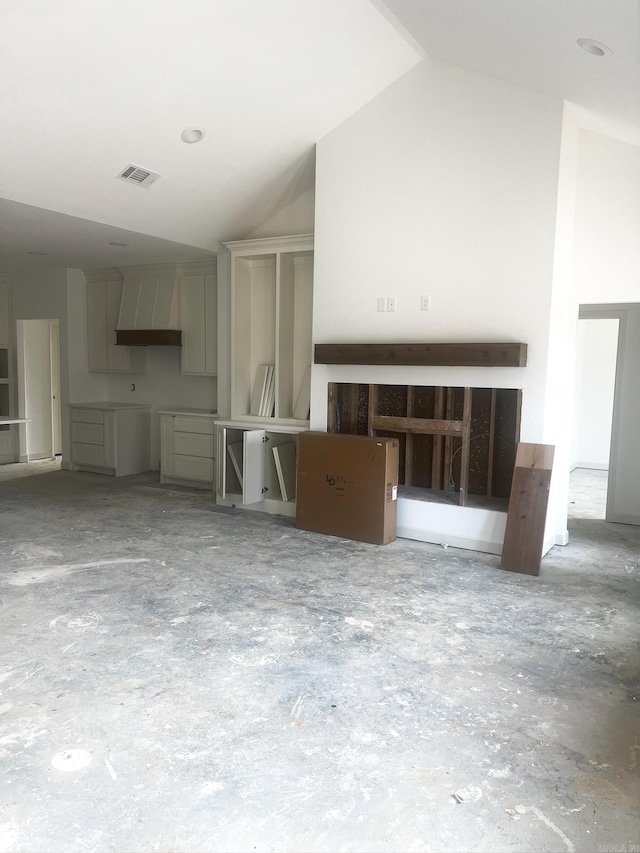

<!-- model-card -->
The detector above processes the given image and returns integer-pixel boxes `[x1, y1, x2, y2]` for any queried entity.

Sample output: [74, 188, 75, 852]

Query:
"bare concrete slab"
[0, 464, 638, 852]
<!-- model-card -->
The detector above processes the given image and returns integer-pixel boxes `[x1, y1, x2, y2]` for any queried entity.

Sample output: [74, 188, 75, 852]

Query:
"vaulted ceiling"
[1, 0, 637, 273]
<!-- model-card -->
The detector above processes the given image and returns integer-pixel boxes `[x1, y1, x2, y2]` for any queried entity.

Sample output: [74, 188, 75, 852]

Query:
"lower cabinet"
[0, 427, 13, 463]
[215, 420, 305, 517]
[69, 403, 151, 477]
[159, 410, 217, 489]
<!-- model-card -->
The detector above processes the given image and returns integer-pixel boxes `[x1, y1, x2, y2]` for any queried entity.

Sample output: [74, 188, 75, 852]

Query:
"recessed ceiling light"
[181, 126, 206, 144]
[28, 251, 46, 256]
[577, 37, 611, 56]
[109, 241, 128, 247]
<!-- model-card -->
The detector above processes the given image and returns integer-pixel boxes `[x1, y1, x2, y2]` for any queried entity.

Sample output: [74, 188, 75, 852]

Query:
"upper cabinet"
[225, 234, 313, 425]
[179, 261, 217, 376]
[85, 271, 147, 374]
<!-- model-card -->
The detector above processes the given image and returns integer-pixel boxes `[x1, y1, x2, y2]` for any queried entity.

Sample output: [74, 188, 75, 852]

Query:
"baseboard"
[396, 524, 503, 556]
[573, 462, 609, 471]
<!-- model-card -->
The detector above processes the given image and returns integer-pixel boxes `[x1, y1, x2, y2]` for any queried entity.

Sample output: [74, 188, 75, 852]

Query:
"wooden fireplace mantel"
[314, 342, 527, 368]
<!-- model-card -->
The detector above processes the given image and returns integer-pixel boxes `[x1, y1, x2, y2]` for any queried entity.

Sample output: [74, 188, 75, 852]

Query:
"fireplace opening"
[327, 383, 521, 510]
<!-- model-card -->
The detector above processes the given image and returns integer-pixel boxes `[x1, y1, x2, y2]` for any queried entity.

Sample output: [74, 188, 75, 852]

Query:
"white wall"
[573, 131, 640, 304]
[248, 186, 315, 241]
[313, 59, 564, 434]
[540, 105, 581, 547]
[571, 131, 640, 525]
[312, 58, 567, 550]
[572, 318, 618, 469]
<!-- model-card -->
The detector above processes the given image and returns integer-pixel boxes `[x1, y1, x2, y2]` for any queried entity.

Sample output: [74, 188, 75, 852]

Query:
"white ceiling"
[381, 0, 640, 139]
[1, 0, 638, 275]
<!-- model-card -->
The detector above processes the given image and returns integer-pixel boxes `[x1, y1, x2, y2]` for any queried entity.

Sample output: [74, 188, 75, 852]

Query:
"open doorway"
[571, 315, 619, 519]
[16, 319, 62, 462]
[572, 303, 640, 527]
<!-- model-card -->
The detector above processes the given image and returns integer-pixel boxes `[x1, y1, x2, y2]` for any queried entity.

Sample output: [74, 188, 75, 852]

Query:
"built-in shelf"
[315, 342, 527, 368]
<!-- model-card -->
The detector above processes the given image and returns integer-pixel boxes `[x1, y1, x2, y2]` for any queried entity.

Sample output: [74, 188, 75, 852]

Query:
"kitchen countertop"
[158, 408, 218, 417]
[69, 402, 152, 411]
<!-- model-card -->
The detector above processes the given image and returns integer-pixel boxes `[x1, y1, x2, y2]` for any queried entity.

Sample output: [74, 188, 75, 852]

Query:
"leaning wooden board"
[500, 443, 555, 576]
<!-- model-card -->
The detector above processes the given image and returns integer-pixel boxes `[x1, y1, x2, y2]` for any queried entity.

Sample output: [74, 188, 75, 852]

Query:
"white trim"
[224, 234, 313, 254]
[573, 462, 609, 471]
[83, 267, 123, 283]
[396, 524, 503, 555]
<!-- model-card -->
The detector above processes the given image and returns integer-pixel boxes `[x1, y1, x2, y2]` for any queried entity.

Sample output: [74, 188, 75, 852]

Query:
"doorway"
[16, 319, 62, 461]
[571, 316, 619, 519]
[574, 304, 640, 526]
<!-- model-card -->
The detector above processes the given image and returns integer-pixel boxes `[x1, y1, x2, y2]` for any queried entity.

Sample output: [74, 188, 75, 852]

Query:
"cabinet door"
[243, 429, 267, 504]
[86, 282, 108, 371]
[204, 273, 217, 375]
[105, 280, 131, 371]
[181, 275, 206, 374]
[103, 412, 116, 469]
[180, 273, 217, 376]
[160, 415, 174, 478]
[217, 425, 244, 498]
[0, 429, 14, 461]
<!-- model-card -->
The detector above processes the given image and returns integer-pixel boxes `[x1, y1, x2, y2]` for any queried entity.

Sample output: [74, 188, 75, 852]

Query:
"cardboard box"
[296, 432, 399, 545]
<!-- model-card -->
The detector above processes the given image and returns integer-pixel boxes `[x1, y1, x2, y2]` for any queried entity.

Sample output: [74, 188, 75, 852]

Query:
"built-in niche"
[328, 383, 522, 509]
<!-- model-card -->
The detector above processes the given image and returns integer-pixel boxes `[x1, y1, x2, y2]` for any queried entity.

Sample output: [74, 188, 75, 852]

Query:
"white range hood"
[116, 263, 181, 346]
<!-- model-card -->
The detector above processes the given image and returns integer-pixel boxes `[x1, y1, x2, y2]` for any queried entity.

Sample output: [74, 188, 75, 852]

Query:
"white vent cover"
[116, 164, 161, 189]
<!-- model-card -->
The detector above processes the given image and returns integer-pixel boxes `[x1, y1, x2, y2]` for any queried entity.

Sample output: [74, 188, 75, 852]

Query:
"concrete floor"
[0, 463, 638, 853]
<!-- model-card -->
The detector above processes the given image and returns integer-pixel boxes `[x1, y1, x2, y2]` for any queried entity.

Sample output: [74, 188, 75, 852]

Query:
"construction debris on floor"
[0, 462, 638, 853]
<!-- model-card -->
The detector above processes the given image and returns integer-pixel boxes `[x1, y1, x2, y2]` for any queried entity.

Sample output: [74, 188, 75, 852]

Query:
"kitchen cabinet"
[215, 419, 303, 517]
[179, 263, 217, 375]
[69, 402, 151, 476]
[85, 271, 146, 373]
[159, 408, 217, 489]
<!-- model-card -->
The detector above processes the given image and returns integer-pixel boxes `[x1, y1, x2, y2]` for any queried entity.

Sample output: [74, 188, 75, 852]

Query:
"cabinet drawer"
[71, 408, 104, 424]
[173, 416, 214, 435]
[72, 441, 106, 467]
[174, 454, 214, 482]
[174, 431, 214, 459]
[71, 421, 104, 446]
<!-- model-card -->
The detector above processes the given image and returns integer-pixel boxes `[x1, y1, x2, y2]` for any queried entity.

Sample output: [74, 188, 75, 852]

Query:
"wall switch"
[421, 295, 431, 311]
[386, 296, 396, 312]
[377, 297, 386, 312]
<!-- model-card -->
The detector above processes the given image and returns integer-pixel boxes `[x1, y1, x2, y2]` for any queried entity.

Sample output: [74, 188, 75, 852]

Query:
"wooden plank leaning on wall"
[500, 443, 555, 576]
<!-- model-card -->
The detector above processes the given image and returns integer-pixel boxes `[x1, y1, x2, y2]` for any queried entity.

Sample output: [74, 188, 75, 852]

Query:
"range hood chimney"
[116, 263, 182, 346]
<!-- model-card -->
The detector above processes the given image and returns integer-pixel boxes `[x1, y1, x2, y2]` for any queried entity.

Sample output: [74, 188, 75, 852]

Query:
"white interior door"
[16, 319, 56, 461]
[51, 320, 61, 455]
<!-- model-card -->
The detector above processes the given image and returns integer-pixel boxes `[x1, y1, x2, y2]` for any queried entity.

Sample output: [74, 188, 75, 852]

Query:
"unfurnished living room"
[0, 2, 638, 852]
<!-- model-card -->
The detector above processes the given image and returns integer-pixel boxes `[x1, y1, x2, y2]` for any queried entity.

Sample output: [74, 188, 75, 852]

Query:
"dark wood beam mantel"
[314, 342, 527, 368]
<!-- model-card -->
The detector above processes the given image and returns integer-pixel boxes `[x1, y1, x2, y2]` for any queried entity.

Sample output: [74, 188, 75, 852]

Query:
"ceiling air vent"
[116, 164, 161, 189]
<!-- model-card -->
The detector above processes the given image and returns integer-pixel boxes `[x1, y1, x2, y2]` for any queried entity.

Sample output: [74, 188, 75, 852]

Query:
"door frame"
[578, 303, 633, 524]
